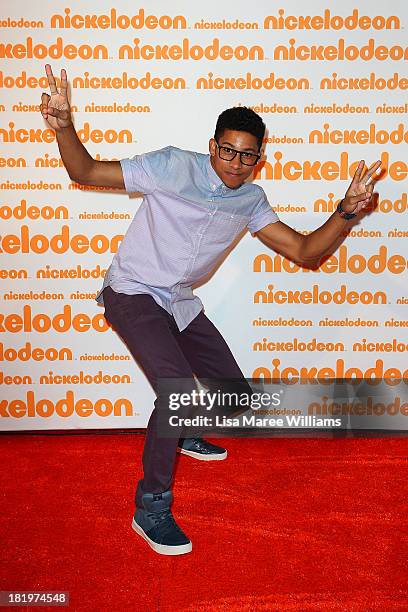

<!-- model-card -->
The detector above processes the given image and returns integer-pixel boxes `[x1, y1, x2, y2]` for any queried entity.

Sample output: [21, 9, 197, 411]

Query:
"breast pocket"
[215, 212, 249, 245]
[190, 212, 249, 282]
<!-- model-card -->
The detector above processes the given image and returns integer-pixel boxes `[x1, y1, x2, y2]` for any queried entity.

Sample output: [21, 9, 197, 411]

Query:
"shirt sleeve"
[119, 146, 174, 194]
[247, 190, 279, 235]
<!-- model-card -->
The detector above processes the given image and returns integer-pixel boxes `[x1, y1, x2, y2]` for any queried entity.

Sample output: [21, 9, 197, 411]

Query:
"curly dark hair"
[214, 107, 265, 150]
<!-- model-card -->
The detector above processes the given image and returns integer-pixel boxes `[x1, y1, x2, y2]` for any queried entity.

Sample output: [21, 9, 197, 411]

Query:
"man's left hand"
[342, 159, 382, 215]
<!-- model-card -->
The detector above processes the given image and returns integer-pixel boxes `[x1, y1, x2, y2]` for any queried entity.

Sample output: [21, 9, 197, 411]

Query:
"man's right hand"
[40, 63, 125, 189]
[41, 64, 72, 130]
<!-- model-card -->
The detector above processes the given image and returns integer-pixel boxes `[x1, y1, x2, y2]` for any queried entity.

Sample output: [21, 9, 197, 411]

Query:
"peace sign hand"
[41, 64, 72, 130]
[342, 159, 382, 215]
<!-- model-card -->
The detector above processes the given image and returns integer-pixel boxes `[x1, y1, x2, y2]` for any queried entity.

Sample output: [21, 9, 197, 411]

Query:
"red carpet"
[0, 434, 407, 611]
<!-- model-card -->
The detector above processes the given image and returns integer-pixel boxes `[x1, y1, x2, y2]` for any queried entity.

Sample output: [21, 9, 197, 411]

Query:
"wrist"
[54, 121, 74, 135]
[336, 199, 356, 220]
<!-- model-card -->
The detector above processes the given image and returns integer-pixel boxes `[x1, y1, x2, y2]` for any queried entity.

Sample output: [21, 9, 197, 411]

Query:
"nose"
[230, 154, 242, 170]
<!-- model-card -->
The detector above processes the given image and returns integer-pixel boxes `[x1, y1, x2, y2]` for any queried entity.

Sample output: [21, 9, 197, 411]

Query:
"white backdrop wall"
[0, 0, 407, 430]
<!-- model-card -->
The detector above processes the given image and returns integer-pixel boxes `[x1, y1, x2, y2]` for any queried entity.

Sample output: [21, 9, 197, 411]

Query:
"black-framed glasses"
[215, 140, 261, 166]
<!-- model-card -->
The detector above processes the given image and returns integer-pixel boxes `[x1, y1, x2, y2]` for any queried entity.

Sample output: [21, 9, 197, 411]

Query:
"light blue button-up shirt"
[95, 146, 279, 331]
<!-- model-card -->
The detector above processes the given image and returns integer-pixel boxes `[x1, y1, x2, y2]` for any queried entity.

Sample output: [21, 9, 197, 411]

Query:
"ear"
[209, 138, 216, 157]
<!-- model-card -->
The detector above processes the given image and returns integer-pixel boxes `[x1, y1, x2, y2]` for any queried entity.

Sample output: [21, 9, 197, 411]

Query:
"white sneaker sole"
[131, 518, 192, 556]
[177, 447, 227, 461]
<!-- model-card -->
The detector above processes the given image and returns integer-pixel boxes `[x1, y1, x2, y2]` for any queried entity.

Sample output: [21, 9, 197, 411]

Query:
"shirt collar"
[205, 155, 225, 191]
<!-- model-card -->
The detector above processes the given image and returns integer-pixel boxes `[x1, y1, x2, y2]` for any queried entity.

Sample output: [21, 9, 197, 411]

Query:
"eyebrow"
[220, 141, 258, 153]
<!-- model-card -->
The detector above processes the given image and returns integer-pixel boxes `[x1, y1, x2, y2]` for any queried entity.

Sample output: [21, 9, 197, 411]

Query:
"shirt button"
[208, 198, 213, 202]
[212, 184, 216, 190]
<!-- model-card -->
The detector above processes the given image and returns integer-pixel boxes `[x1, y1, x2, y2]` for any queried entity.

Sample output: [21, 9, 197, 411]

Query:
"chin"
[224, 175, 243, 189]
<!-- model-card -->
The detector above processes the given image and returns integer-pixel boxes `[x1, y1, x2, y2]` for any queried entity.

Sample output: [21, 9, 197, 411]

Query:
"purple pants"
[102, 285, 247, 507]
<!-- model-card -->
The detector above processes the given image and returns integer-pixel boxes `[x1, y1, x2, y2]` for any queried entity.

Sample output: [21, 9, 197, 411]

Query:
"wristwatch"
[336, 199, 357, 220]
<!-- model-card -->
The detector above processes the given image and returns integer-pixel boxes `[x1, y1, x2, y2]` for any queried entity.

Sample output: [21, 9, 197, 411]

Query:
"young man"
[41, 64, 380, 556]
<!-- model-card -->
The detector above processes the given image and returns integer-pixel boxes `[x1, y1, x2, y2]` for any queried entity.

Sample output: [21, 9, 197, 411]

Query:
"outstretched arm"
[255, 159, 381, 266]
[41, 64, 124, 189]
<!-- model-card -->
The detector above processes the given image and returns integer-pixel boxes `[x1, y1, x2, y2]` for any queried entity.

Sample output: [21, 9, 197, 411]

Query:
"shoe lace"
[146, 509, 184, 536]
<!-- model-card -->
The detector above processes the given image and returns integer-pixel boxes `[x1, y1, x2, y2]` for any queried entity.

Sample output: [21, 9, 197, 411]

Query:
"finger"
[366, 182, 374, 196]
[41, 92, 50, 115]
[350, 192, 371, 206]
[45, 106, 61, 118]
[362, 184, 374, 205]
[363, 160, 381, 185]
[60, 68, 68, 99]
[48, 107, 70, 122]
[350, 160, 365, 186]
[359, 183, 375, 208]
[45, 63, 58, 94]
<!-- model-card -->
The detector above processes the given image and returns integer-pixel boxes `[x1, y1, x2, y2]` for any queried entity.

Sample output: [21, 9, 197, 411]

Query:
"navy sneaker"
[178, 437, 227, 461]
[132, 491, 192, 556]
